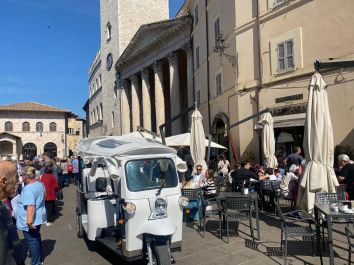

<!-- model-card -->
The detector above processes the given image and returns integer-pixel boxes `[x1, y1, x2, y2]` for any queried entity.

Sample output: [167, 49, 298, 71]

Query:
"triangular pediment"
[0, 132, 21, 139]
[117, 16, 191, 66]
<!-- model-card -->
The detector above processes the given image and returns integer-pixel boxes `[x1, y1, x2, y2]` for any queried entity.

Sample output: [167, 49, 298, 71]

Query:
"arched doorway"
[211, 113, 230, 167]
[44, 142, 57, 158]
[0, 141, 13, 157]
[23, 143, 37, 160]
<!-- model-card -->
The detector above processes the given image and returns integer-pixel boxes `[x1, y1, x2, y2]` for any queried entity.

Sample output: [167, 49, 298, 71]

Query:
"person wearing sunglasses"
[192, 165, 206, 188]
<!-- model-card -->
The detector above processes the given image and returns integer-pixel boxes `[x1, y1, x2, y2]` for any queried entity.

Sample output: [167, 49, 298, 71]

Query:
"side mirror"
[89, 160, 98, 176]
[176, 157, 188, 173]
[106, 157, 121, 181]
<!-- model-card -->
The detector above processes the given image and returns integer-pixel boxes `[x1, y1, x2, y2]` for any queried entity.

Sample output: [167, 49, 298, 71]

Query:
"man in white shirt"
[217, 154, 230, 177]
[192, 165, 206, 188]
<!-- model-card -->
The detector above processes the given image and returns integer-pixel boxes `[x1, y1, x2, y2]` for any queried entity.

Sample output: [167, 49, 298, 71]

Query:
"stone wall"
[0, 111, 66, 158]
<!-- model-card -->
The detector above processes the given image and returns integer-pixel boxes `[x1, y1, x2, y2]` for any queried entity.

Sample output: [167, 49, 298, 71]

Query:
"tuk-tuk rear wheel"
[76, 213, 85, 238]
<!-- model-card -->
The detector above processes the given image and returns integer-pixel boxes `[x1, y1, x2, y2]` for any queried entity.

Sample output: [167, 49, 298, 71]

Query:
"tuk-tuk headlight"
[155, 198, 167, 212]
[178, 196, 189, 207]
[123, 202, 136, 215]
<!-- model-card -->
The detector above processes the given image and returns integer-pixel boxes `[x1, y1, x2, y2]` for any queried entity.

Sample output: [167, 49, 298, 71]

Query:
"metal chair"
[336, 184, 347, 200]
[219, 196, 254, 243]
[345, 226, 354, 264]
[181, 189, 203, 229]
[276, 205, 319, 265]
[260, 180, 280, 213]
[201, 197, 220, 237]
[315, 191, 350, 249]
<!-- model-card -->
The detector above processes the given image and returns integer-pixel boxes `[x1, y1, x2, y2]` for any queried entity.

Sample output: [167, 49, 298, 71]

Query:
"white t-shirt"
[268, 174, 278, 181]
[192, 173, 205, 188]
[218, 159, 230, 175]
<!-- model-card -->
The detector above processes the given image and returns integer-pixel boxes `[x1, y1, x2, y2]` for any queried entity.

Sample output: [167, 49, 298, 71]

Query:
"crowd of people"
[181, 146, 354, 220]
[0, 153, 79, 265]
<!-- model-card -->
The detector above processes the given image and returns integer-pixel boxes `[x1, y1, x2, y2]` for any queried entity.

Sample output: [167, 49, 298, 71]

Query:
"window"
[106, 22, 112, 41]
[214, 17, 221, 46]
[49, 122, 57, 132]
[274, 0, 286, 6]
[67, 128, 74, 134]
[36, 122, 43, 132]
[4, 121, 13, 132]
[196, 90, 201, 105]
[93, 108, 97, 123]
[111, 111, 115, 128]
[125, 158, 177, 192]
[95, 79, 98, 91]
[216, 72, 222, 96]
[22, 122, 30, 132]
[99, 74, 102, 88]
[277, 40, 294, 72]
[196, 46, 200, 69]
[194, 4, 199, 26]
[76, 131, 80, 136]
[100, 103, 103, 120]
[97, 106, 100, 120]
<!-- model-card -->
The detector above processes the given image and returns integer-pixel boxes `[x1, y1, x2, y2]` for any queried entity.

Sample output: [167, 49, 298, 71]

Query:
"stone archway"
[0, 141, 13, 157]
[23, 143, 37, 160]
[211, 112, 230, 167]
[44, 142, 57, 158]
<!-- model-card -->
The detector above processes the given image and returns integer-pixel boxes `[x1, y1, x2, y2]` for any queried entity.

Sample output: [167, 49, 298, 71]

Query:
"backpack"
[67, 163, 73, 173]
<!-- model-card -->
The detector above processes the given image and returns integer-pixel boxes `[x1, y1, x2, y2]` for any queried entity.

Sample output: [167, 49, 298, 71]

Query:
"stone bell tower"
[99, 0, 169, 136]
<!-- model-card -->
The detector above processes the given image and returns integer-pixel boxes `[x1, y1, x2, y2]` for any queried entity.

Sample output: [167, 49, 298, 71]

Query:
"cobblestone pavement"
[24, 185, 352, 265]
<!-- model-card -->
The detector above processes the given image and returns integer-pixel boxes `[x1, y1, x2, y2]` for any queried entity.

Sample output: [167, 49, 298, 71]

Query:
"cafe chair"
[276, 205, 318, 265]
[345, 226, 354, 264]
[260, 180, 280, 213]
[315, 192, 349, 249]
[181, 189, 203, 229]
[201, 197, 220, 238]
[220, 196, 254, 243]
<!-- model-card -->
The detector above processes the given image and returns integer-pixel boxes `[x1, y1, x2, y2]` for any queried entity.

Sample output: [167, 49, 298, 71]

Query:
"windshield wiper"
[156, 178, 166, 196]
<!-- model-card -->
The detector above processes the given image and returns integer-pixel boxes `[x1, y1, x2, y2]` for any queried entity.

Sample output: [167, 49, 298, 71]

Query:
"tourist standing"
[40, 166, 58, 226]
[72, 156, 79, 185]
[283, 146, 303, 171]
[337, 154, 354, 200]
[17, 166, 46, 265]
[0, 161, 22, 265]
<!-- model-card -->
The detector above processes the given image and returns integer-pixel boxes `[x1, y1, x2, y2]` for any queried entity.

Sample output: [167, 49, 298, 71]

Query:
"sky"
[0, 0, 185, 118]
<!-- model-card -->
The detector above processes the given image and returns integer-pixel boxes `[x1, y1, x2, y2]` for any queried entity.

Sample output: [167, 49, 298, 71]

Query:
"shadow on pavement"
[42, 239, 56, 258]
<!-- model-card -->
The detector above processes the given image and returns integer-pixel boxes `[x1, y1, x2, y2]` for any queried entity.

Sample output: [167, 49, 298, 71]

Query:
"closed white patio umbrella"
[190, 109, 208, 171]
[297, 73, 339, 212]
[258, 112, 278, 169]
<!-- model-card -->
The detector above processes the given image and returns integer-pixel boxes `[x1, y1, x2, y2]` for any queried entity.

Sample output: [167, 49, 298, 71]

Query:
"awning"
[255, 113, 305, 130]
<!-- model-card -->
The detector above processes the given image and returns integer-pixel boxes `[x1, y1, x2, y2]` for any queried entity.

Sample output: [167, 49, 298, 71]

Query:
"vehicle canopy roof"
[76, 135, 177, 158]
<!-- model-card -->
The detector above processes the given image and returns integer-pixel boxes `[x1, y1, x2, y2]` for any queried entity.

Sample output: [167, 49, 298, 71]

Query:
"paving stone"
[24, 185, 352, 264]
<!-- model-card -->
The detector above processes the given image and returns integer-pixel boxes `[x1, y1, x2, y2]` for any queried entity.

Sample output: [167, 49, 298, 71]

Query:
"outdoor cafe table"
[314, 203, 354, 265]
[215, 192, 260, 240]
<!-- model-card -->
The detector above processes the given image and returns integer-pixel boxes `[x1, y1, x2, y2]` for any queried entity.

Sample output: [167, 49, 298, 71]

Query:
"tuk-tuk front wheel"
[153, 244, 171, 265]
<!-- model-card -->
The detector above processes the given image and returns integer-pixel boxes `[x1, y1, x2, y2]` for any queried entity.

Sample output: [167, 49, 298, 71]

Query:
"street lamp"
[213, 33, 237, 68]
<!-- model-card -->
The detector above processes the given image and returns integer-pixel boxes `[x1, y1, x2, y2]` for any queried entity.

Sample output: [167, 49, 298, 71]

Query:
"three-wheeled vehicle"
[75, 134, 189, 264]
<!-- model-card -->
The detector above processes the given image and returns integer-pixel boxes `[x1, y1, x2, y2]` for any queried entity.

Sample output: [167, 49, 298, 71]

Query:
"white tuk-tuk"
[75, 135, 188, 264]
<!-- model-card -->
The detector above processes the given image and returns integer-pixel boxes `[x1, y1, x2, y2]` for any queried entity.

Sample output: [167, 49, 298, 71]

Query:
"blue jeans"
[23, 225, 42, 265]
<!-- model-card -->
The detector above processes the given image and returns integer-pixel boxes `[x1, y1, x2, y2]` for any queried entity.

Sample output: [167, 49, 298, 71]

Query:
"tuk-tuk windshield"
[125, 158, 178, 192]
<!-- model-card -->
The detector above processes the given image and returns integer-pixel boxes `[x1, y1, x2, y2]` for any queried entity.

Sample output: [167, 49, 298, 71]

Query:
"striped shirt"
[204, 180, 216, 194]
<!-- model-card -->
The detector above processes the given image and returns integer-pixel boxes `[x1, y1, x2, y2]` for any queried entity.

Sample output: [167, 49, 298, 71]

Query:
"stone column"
[141, 68, 152, 132]
[131, 74, 140, 131]
[169, 52, 181, 134]
[121, 80, 131, 134]
[185, 43, 194, 110]
[153, 61, 165, 134]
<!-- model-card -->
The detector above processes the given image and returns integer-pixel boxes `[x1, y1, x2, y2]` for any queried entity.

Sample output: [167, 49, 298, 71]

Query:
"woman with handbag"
[39, 166, 58, 226]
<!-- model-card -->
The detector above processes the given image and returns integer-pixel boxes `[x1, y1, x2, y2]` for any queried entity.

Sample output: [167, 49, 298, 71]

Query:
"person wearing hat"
[338, 154, 354, 200]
